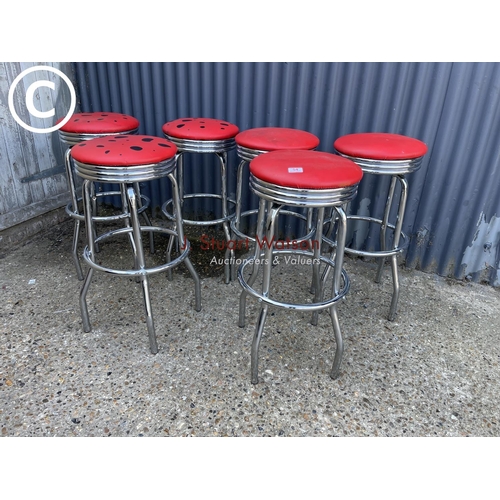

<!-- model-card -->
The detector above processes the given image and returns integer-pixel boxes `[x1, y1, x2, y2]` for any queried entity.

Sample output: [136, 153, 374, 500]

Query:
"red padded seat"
[71, 135, 177, 166]
[334, 133, 427, 160]
[162, 117, 239, 141]
[236, 127, 320, 151]
[250, 150, 363, 190]
[59, 112, 140, 134]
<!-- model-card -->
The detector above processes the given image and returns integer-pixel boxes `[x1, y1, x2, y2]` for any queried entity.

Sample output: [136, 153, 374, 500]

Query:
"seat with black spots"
[70, 134, 201, 356]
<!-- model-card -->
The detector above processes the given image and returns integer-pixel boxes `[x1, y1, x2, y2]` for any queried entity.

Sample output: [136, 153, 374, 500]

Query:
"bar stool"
[58, 112, 152, 281]
[231, 127, 320, 278]
[161, 117, 239, 283]
[238, 150, 363, 384]
[71, 134, 201, 354]
[333, 132, 427, 321]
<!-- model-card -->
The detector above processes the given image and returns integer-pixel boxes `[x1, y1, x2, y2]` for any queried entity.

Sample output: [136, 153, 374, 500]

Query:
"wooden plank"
[0, 191, 70, 231]
[0, 62, 18, 214]
[18, 63, 73, 200]
[2, 62, 38, 210]
[0, 118, 18, 215]
[0, 62, 76, 230]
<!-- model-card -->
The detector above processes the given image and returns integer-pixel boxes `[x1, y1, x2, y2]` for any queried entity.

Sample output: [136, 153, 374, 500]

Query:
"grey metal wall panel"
[73, 62, 500, 286]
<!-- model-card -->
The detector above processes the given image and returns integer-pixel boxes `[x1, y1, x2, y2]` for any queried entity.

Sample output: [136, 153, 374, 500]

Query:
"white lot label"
[288, 167, 303, 173]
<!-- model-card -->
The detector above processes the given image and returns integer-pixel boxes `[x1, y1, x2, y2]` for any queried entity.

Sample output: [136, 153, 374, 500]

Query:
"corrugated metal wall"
[73, 62, 500, 286]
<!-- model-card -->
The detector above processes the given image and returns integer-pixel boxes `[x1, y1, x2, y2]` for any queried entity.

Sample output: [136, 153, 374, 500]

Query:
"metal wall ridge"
[73, 62, 500, 286]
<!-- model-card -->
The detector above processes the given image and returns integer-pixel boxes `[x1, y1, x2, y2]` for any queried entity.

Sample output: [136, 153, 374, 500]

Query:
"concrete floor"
[1, 215, 500, 437]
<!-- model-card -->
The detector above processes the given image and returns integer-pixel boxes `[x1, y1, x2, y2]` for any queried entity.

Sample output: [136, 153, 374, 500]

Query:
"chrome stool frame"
[231, 128, 320, 280]
[72, 136, 201, 354]
[161, 135, 237, 284]
[238, 152, 362, 384]
[59, 118, 153, 281]
[333, 150, 425, 321]
[232, 144, 315, 243]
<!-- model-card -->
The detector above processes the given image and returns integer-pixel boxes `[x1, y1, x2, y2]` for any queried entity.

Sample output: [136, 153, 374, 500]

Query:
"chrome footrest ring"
[66, 191, 151, 222]
[323, 215, 409, 258]
[83, 226, 190, 277]
[161, 193, 236, 226]
[237, 249, 350, 311]
[230, 209, 315, 244]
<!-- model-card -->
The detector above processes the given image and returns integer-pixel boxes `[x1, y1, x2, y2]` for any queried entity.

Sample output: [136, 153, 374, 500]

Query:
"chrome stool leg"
[234, 159, 246, 235]
[80, 266, 94, 334]
[119, 184, 140, 282]
[329, 305, 344, 379]
[231, 158, 248, 281]
[169, 172, 202, 312]
[80, 179, 96, 333]
[127, 185, 158, 354]
[71, 219, 84, 281]
[329, 206, 347, 379]
[250, 202, 280, 385]
[375, 176, 398, 283]
[217, 151, 234, 284]
[177, 152, 185, 210]
[238, 198, 267, 328]
[385, 175, 408, 321]
[165, 233, 175, 282]
[134, 182, 155, 255]
[311, 207, 326, 326]
[64, 148, 85, 281]
[310, 207, 325, 320]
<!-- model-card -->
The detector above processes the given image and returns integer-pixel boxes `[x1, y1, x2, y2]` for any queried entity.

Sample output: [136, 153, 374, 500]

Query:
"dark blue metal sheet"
[73, 62, 500, 285]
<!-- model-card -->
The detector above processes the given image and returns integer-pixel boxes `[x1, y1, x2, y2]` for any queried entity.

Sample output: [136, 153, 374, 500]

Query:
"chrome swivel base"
[237, 150, 362, 384]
